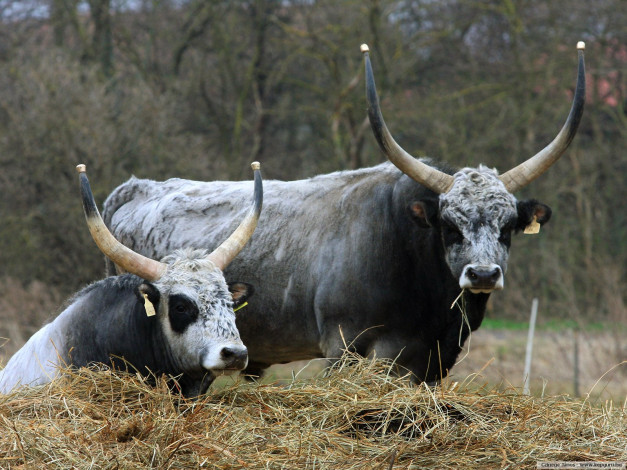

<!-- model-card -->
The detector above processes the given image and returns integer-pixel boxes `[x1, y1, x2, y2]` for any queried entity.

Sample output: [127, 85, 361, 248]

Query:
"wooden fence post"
[573, 328, 580, 397]
[523, 298, 539, 395]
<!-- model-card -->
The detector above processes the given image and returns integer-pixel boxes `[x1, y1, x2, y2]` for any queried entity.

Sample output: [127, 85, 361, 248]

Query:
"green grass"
[482, 317, 618, 332]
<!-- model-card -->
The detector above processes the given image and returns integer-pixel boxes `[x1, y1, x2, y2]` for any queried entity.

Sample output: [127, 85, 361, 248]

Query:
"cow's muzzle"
[201, 344, 249, 375]
[218, 345, 249, 372]
[459, 264, 504, 294]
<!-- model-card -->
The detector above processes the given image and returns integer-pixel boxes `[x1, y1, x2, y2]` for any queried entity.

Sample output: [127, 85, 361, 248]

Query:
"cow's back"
[103, 164, 400, 267]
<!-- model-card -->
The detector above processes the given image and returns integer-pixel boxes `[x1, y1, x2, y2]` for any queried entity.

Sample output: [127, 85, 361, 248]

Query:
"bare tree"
[0, 0, 624, 325]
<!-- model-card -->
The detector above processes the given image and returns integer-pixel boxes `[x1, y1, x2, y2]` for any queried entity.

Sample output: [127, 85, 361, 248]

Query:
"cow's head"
[136, 250, 253, 376]
[362, 42, 585, 293]
[76, 162, 262, 385]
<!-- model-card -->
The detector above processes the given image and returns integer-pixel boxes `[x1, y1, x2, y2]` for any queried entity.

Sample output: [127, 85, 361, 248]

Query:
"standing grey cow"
[0, 163, 262, 397]
[102, 43, 585, 383]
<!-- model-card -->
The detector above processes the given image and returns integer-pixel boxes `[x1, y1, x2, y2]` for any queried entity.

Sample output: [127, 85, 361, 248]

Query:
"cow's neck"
[397, 218, 489, 380]
[107, 301, 210, 396]
[64, 276, 177, 378]
[413, 225, 488, 329]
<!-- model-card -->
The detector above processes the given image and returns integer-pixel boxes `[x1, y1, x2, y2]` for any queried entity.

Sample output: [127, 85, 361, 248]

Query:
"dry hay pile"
[0, 355, 625, 469]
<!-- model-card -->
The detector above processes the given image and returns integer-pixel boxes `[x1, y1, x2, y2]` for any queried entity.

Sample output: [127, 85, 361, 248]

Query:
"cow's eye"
[168, 295, 199, 333]
[442, 223, 464, 245]
[499, 229, 512, 246]
[175, 303, 188, 314]
[499, 222, 514, 247]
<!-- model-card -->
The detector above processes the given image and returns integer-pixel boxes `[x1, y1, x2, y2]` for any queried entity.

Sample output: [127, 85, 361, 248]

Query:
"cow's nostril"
[221, 347, 235, 359]
[465, 266, 501, 289]
[220, 346, 248, 369]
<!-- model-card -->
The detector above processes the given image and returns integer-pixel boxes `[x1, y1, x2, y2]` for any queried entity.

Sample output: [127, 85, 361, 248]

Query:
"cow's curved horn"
[362, 44, 454, 194]
[499, 42, 586, 192]
[76, 164, 167, 282]
[206, 162, 263, 271]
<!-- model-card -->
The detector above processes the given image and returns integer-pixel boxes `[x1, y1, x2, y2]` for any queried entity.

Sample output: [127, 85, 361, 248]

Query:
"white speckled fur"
[153, 249, 246, 373]
[439, 166, 517, 288]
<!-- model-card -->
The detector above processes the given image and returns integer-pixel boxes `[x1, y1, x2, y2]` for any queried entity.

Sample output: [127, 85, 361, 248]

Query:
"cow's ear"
[137, 283, 161, 316]
[409, 199, 439, 228]
[228, 282, 254, 308]
[516, 199, 552, 233]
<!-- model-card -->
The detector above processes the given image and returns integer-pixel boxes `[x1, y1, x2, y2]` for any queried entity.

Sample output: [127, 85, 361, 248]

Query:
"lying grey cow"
[0, 163, 262, 397]
[102, 44, 585, 383]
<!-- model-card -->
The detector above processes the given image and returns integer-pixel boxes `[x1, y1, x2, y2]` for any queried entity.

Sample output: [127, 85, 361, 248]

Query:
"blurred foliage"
[0, 0, 625, 322]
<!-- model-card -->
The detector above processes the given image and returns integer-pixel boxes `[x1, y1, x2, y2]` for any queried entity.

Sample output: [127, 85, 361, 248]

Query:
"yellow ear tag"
[524, 215, 541, 235]
[233, 302, 248, 313]
[143, 293, 156, 317]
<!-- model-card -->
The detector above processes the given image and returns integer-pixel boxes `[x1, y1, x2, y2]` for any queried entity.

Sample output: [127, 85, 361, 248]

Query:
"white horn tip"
[360, 44, 369, 54]
[76, 164, 86, 173]
[577, 41, 585, 50]
[251, 161, 261, 171]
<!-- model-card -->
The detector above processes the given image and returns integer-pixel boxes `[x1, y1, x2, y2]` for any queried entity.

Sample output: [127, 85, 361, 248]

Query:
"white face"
[438, 167, 518, 293]
[154, 249, 248, 376]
